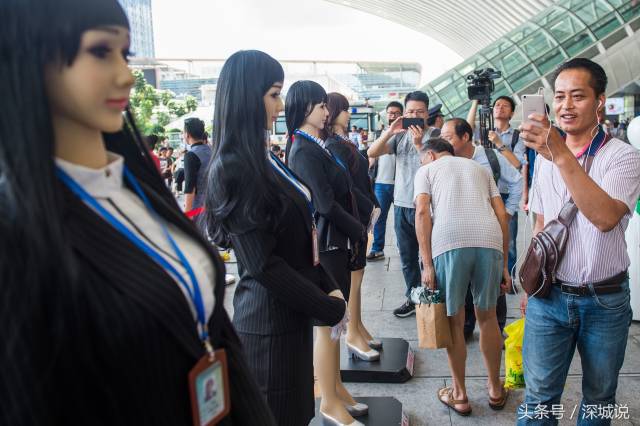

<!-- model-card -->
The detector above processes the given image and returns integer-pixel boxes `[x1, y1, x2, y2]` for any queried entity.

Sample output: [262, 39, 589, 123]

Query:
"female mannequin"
[285, 81, 367, 426]
[323, 92, 382, 356]
[0, 1, 273, 424]
[203, 51, 347, 426]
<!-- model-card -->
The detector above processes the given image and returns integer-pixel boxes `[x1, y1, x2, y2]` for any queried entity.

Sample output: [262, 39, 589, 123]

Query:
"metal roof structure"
[324, 0, 557, 58]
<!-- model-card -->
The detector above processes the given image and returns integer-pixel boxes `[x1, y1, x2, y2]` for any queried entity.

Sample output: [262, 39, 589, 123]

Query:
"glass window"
[535, 7, 565, 27]
[561, 29, 596, 56]
[452, 104, 471, 119]
[432, 73, 457, 92]
[592, 13, 623, 39]
[456, 57, 489, 78]
[507, 65, 538, 92]
[492, 49, 528, 75]
[481, 39, 514, 61]
[574, 0, 615, 26]
[492, 81, 511, 99]
[509, 23, 538, 44]
[534, 48, 567, 75]
[545, 14, 586, 42]
[519, 30, 558, 60]
[437, 78, 468, 112]
[618, 2, 640, 21]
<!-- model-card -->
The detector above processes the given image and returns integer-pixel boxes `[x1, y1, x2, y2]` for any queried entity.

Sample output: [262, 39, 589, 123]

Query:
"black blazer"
[0, 179, 276, 426]
[325, 136, 379, 226]
[288, 136, 364, 252]
[228, 165, 346, 335]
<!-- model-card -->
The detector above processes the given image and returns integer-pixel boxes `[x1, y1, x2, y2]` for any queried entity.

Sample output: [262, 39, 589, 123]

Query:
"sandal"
[488, 386, 509, 410]
[437, 386, 472, 416]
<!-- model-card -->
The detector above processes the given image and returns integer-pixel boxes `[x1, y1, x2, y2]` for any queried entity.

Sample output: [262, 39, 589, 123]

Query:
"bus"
[270, 105, 379, 147]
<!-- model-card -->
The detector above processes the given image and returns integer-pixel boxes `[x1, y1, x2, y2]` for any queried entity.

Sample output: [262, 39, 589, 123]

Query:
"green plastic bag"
[504, 318, 525, 389]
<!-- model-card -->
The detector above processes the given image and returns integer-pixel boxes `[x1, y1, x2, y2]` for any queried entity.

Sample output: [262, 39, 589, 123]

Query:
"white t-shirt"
[376, 153, 396, 185]
[413, 155, 503, 258]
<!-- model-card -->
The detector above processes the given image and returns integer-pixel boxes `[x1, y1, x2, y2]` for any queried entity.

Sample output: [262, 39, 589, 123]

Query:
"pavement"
[221, 212, 640, 425]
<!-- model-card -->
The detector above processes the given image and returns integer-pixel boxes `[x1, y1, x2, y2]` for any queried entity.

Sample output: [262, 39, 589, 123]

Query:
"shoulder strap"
[511, 129, 520, 151]
[484, 147, 501, 184]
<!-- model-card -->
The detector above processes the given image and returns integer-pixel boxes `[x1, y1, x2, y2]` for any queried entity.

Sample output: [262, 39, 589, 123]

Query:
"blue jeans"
[371, 183, 394, 253]
[517, 280, 632, 426]
[393, 206, 421, 298]
[500, 193, 517, 275]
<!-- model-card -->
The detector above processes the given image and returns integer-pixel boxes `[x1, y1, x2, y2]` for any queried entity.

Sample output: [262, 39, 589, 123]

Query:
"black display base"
[340, 338, 414, 383]
[310, 397, 409, 426]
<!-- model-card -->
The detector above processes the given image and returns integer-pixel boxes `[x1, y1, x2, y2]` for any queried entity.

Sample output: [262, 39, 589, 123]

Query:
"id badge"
[188, 349, 231, 426]
[312, 226, 320, 266]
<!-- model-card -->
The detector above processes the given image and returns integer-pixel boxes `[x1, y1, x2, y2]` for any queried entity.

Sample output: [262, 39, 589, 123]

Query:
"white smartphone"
[521, 94, 545, 126]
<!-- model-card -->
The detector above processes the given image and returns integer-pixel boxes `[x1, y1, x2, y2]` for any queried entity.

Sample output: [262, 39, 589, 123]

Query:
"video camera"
[466, 68, 502, 103]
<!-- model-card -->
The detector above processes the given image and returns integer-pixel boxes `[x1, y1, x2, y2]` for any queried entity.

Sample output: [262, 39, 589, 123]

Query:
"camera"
[466, 68, 502, 103]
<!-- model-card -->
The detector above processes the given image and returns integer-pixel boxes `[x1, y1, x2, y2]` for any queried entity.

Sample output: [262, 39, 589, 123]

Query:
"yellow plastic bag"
[504, 318, 525, 389]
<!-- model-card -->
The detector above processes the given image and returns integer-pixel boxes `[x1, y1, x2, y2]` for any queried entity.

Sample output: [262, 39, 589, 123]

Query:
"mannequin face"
[304, 102, 329, 131]
[335, 110, 350, 130]
[44, 26, 134, 134]
[263, 82, 284, 131]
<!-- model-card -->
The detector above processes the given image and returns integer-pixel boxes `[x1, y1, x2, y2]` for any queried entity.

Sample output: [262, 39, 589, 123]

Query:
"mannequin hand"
[329, 289, 345, 300]
[331, 301, 350, 340]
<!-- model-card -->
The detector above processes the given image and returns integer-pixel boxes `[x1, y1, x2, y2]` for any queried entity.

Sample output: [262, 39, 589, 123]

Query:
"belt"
[553, 270, 628, 296]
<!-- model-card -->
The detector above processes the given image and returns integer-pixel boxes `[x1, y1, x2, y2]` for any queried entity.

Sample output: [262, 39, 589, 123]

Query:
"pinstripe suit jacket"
[0, 178, 276, 425]
[229, 166, 347, 335]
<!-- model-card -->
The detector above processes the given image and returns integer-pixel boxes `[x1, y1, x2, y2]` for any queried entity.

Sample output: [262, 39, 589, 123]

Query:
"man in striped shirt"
[517, 58, 640, 425]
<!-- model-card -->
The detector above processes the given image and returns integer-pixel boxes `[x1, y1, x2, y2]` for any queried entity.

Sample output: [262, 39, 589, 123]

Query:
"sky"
[151, 0, 463, 85]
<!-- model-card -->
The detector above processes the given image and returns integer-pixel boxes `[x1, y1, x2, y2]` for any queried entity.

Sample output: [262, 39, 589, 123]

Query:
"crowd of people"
[1, 1, 639, 425]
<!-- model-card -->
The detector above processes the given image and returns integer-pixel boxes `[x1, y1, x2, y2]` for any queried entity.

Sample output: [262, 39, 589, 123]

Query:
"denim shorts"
[433, 247, 503, 316]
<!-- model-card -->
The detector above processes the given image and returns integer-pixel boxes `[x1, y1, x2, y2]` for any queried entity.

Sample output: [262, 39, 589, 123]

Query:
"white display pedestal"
[626, 210, 640, 321]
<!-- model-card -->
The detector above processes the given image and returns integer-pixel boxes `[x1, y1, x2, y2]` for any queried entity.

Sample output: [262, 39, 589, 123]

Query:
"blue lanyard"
[294, 129, 347, 171]
[269, 152, 316, 224]
[56, 165, 208, 342]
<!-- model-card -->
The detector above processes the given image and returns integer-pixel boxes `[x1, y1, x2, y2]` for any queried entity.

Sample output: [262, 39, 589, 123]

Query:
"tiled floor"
[222, 212, 640, 425]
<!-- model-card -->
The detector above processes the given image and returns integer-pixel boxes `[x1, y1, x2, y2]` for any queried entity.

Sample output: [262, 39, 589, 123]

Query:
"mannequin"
[0, 1, 274, 425]
[323, 93, 382, 356]
[202, 51, 347, 426]
[286, 81, 366, 426]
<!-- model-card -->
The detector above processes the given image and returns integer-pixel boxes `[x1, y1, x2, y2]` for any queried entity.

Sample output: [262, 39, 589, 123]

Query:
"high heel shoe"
[368, 339, 382, 350]
[320, 411, 364, 426]
[346, 341, 380, 361]
[343, 401, 368, 416]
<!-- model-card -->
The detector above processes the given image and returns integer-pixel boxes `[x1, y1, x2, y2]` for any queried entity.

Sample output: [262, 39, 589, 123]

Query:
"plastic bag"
[504, 318, 525, 389]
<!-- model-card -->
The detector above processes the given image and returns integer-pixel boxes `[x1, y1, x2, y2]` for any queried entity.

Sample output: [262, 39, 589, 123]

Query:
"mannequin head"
[324, 92, 351, 139]
[285, 80, 328, 138]
[204, 50, 286, 247]
[1, 0, 163, 283]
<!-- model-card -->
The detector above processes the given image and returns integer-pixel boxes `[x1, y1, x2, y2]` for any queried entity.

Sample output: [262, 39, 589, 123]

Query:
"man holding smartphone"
[367, 91, 440, 318]
[517, 58, 640, 425]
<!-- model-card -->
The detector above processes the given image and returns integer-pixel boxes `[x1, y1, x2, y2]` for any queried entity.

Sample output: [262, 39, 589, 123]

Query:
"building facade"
[118, 0, 155, 58]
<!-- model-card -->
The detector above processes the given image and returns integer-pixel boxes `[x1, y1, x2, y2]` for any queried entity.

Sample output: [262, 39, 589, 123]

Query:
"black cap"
[428, 103, 443, 117]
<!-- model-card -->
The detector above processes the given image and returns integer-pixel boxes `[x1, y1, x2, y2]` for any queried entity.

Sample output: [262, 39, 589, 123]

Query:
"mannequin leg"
[351, 268, 376, 342]
[315, 327, 355, 423]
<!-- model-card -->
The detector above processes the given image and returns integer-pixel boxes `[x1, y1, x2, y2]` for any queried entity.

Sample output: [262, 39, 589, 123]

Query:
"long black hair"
[284, 80, 327, 164]
[203, 50, 285, 247]
[0, 0, 171, 328]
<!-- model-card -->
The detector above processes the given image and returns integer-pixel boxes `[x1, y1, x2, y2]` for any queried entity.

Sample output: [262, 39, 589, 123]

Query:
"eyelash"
[89, 45, 132, 62]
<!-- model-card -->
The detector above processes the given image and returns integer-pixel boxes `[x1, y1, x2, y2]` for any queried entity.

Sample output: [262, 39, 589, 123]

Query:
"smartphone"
[402, 117, 425, 129]
[521, 94, 545, 126]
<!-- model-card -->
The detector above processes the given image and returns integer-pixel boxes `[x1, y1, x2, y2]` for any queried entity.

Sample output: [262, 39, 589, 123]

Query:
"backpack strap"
[484, 147, 501, 184]
[511, 129, 520, 151]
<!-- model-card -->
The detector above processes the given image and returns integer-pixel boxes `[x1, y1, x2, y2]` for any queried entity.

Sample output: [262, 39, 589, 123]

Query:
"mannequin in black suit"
[323, 92, 383, 357]
[202, 52, 347, 426]
[0, 2, 274, 425]
[285, 81, 367, 426]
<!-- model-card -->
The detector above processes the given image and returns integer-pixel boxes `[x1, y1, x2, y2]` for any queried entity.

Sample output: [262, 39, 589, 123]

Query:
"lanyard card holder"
[188, 348, 231, 426]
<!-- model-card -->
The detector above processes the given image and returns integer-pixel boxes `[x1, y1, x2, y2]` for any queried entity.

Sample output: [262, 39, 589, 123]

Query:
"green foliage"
[128, 70, 199, 138]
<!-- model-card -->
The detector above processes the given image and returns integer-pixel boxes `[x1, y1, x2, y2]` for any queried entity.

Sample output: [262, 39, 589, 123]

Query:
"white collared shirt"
[56, 152, 215, 334]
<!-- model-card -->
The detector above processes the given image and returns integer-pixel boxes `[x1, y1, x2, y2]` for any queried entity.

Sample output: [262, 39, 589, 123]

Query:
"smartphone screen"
[521, 94, 545, 126]
[402, 117, 425, 129]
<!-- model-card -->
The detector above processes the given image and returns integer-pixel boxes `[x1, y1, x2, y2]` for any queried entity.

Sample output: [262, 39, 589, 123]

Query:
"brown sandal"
[488, 386, 509, 410]
[437, 386, 472, 416]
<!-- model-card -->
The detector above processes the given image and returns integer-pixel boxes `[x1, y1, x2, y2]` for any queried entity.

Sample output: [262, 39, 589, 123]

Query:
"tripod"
[477, 98, 494, 148]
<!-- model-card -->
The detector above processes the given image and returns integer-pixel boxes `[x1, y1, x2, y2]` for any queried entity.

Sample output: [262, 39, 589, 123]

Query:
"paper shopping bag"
[416, 302, 451, 349]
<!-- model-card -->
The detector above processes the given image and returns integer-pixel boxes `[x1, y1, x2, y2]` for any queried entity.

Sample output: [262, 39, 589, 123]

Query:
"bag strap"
[558, 132, 612, 226]
[511, 129, 520, 151]
[484, 147, 501, 184]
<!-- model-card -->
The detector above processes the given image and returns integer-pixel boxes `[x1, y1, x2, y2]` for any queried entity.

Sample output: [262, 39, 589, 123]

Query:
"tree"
[129, 70, 199, 137]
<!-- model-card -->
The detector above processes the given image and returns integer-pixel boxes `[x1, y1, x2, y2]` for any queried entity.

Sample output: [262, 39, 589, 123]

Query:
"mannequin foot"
[320, 400, 358, 425]
[336, 384, 368, 416]
[345, 336, 380, 361]
[336, 382, 357, 406]
[358, 323, 382, 349]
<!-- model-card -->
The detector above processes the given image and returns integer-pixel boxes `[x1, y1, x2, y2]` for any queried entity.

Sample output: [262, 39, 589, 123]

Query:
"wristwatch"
[497, 145, 507, 152]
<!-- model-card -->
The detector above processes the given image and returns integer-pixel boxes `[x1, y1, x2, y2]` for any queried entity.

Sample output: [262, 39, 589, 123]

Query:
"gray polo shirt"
[386, 127, 440, 208]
